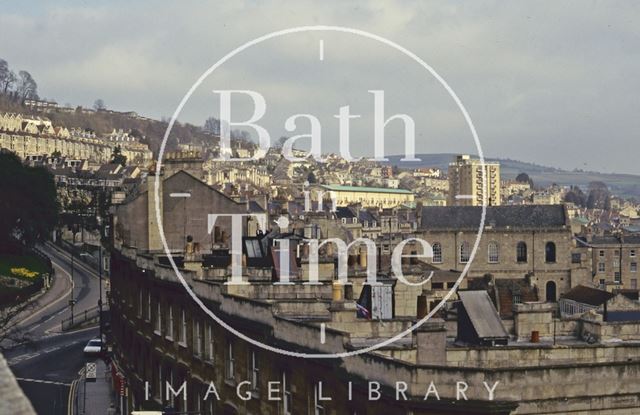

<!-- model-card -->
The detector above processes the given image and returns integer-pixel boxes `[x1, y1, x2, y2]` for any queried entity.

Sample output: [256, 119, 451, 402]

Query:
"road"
[4, 243, 106, 415]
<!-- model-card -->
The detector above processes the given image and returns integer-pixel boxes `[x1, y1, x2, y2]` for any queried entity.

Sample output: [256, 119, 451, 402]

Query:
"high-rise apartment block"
[447, 154, 501, 206]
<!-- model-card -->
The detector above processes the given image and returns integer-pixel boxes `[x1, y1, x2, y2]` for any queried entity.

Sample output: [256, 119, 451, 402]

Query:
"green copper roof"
[320, 184, 413, 195]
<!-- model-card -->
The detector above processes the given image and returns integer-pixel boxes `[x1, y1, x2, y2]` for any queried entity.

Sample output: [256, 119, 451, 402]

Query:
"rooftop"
[420, 205, 567, 230]
[320, 184, 413, 195]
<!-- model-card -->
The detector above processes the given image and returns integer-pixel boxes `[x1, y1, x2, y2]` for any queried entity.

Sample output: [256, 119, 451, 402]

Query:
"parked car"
[83, 338, 103, 356]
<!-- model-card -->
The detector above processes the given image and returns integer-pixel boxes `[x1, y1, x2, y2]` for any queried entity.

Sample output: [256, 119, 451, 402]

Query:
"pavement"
[74, 358, 116, 415]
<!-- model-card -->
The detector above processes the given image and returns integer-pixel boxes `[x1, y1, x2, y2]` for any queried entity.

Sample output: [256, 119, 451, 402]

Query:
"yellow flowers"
[10, 267, 39, 279]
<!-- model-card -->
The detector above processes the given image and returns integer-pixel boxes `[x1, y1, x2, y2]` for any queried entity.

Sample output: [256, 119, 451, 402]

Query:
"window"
[614, 250, 620, 257]
[226, 341, 235, 380]
[282, 372, 292, 415]
[352, 218, 357, 224]
[459, 241, 471, 263]
[545, 242, 556, 263]
[138, 291, 143, 318]
[599, 279, 606, 289]
[249, 350, 259, 392]
[312, 383, 326, 415]
[598, 262, 606, 273]
[572, 253, 581, 264]
[155, 301, 162, 334]
[599, 250, 605, 257]
[488, 242, 499, 263]
[180, 309, 187, 344]
[341, 218, 347, 224]
[245, 239, 262, 258]
[146, 292, 152, 321]
[516, 242, 527, 263]
[432, 242, 443, 263]
[615, 272, 622, 284]
[167, 305, 174, 339]
[632, 279, 638, 289]
[631, 250, 637, 258]
[207, 325, 215, 362]
[632, 262, 638, 273]
[193, 320, 202, 357]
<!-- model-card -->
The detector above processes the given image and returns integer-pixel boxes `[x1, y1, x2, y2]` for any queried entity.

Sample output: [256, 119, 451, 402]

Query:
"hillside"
[386, 153, 640, 199]
[0, 95, 215, 155]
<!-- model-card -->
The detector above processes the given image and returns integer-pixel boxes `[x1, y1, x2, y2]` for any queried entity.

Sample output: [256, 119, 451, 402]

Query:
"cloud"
[0, 0, 638, 174]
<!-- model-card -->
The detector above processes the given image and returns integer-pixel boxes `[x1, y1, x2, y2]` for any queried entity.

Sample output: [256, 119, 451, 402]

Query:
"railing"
[60, 305, 100, 331]
[559, 298, 597, 318]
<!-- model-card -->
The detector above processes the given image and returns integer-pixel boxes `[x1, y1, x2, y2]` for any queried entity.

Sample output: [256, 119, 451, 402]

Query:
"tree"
[203, 117, 220, 135]
[16, 70, 38, 100]
[111, 145, 127, 167]
[93, 98, 106, 110]
[0, 59, 16, 94]
[0, 299, 38, 350]
[586, 182, 611, 210]
[307, 171, 317, 184]
[515, 172, 534, 188]
[0, 152, 58, 248]
[564, 186, 586, 207]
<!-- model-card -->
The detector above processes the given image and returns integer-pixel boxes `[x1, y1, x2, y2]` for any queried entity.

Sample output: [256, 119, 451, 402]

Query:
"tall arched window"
[432, 242, 443, 263]
[459, 241, 471, 263]
[488, 241, 499, 263]
[545, 242, 556, 263]
[517, 242, 528, 263]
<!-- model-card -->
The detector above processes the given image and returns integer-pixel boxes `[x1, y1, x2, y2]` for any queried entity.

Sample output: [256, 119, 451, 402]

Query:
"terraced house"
[109, 169, 640, 415]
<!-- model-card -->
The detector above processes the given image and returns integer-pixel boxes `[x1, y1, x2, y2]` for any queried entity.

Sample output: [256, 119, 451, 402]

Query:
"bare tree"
[203, 116, 220, 135]
[16, 70, 38, 100]
[0, 59, 16, 94]
[0, 301, 37, 351]
[93, 98, 106, 110]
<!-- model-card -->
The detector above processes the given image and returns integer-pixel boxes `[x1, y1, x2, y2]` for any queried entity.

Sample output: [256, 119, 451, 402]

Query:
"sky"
[0, 1, 639, 174]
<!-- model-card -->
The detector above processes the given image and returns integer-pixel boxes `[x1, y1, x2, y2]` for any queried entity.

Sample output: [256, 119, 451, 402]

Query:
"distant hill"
[385, 153, 640, 199]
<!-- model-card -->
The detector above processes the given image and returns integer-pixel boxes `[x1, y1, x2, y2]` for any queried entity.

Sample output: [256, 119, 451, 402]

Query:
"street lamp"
[69, 222, 77, 325]
[97, 214, 104, 348]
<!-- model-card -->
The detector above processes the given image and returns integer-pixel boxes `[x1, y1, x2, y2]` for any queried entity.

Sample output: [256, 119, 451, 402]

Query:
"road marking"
[170, 192, 191, 198]
[455, 194, 475, 200]
[16, 258, 73, 326]
[45, 243, 101, 280]
[68, 378, 78, 415]
[319, 39, 324, 61]
[16, 377, 71, 386]
[320, 323, 326, 344]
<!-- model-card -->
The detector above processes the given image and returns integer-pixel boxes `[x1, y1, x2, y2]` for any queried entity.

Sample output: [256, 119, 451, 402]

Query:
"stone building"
[0, 112, 152, 166]
[587, 235, 640, 291]
[108, 170, 640, 415]
[313, 184, 414, 209]
[418, 205, 592, 301]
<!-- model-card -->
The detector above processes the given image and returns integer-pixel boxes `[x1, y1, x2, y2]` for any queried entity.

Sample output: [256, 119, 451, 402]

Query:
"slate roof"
[458, 291, 509, 339]
[335, 207, 357, 220]
[560, 285, 614, 306]
[591, 235, 640, 246]
[420, 205, 567, 230]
